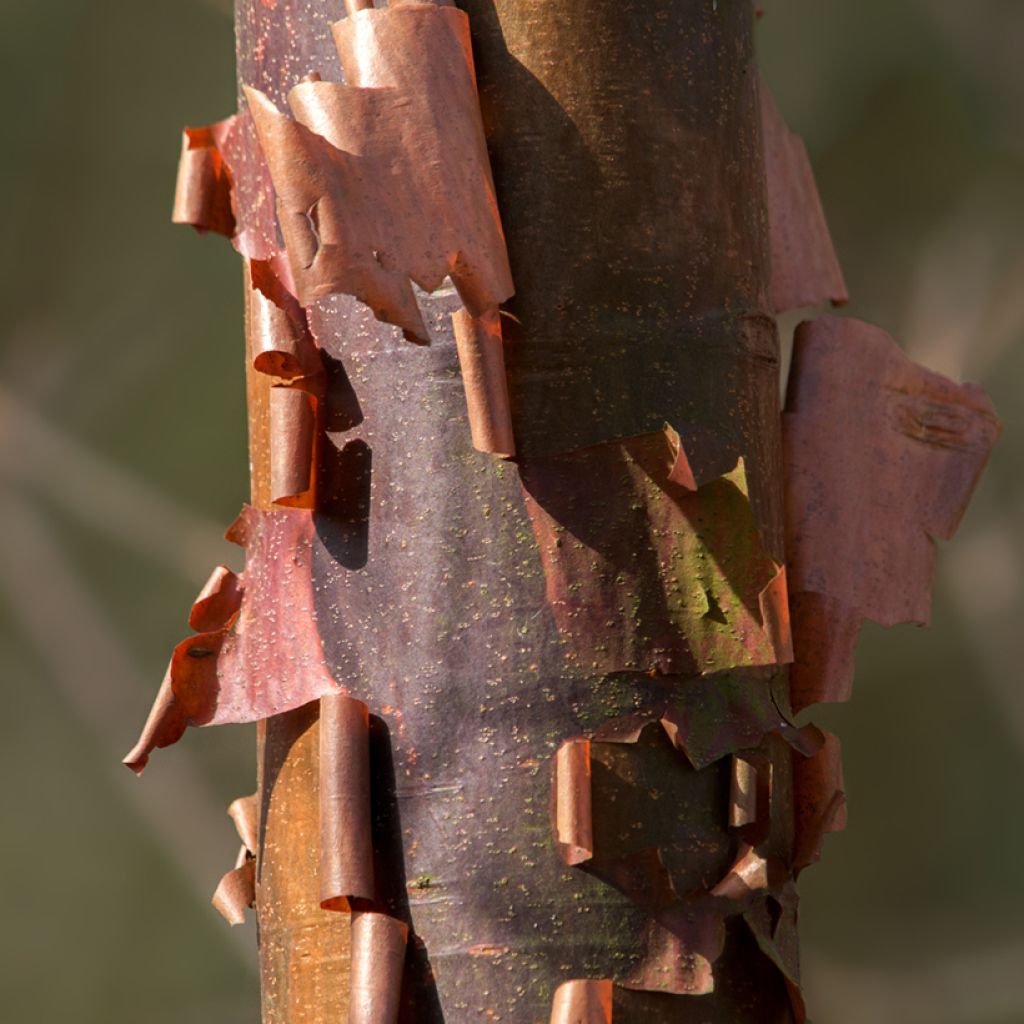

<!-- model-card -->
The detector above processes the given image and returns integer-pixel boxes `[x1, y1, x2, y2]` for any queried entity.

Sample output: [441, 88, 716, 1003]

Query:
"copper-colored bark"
[213, 847, 257, 925]
[172, 122, 236, 238]
[318, 694, 374, 910]
[257, 707, 351, 1023]
[349, 912, 409, 1024]
[451, 307, 515, 457]
[244, 2, 513, 340]
[550, 981, 614, 1024]
[784, 316, 1000, 710]
[760, 84, 847, 313]
[127, 0, 1001, 1021]
[124, 506, 341, 771]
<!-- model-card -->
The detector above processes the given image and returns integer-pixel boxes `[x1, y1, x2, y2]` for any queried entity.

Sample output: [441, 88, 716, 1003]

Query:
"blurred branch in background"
[0, 386, 232, 582]
[0, 485, 255, 967]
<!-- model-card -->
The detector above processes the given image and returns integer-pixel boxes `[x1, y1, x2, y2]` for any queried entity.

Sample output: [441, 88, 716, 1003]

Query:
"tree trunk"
[243, 0, 794, 1020]
[127, 0, 999, 1022]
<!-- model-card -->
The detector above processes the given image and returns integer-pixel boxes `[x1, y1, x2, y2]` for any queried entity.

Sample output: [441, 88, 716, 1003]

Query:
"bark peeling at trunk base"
[122, 1, 1000, 1022]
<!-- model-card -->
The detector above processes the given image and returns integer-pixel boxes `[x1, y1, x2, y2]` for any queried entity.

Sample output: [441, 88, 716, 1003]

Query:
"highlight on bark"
[125, 1, 999, 1021]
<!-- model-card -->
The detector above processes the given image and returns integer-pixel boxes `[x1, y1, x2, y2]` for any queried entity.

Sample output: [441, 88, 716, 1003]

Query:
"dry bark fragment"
[318, 694, 375, 910]
[244, 2, 513, 341]
[212, 847, 256, 925]
[760, 84, 847, 313]
[349, 911, 409, 1024]
[784, 316, 1001, 710]
[124, 506, 342, 772]
[172, 121, 236, 238]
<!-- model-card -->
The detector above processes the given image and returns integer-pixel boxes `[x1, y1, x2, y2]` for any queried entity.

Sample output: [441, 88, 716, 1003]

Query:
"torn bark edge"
[189, 564, 244, 633]
[243, 1, 514, 342]
[228, 792, 259, 855]
[350, 911, 409, 1024]
[249, 255, 322, 381]
[452, 305, 515, 457]
[123, 562, 245, 774]
[792, 728, 847, 874]
[212, 791, 259, 925]
[212, 846, 256, 926]
[319, 693, 375, 911]
[760, 78, 847, 314]
[172, 121, 236, 238]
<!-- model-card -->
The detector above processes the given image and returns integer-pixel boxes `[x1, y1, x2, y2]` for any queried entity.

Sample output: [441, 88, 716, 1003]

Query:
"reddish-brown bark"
[124, 1, 999, 1021]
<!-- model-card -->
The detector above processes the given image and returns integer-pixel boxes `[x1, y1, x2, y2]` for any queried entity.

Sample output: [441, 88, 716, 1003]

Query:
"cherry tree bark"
[125, 1, 999, 1022]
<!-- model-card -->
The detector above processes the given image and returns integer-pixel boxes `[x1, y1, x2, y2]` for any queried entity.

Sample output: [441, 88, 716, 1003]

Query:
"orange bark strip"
[249, 257, 321, 380]
[760, 83, 847, 313]
[553, 738, 593, 867]
[784, 316, 1000, 710]
[244, 3, 513, 341]
[269, 386, 316, 506]
[318, 694, 375, 911]
[124, 506, 342, 772]
[451, 306, 515, 457]
[349, 911, 409, 1024]
[212, 848, 256, 926]
[257, 708, 351, 1024]
[172, 121, 236, 238]
[228, 793, 260, 855]
[550, 980, 614, 1024]
[188, 565, 244, 632]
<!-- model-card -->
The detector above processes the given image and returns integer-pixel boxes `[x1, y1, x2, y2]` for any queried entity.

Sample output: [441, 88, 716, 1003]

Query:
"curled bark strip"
[212, 845, 256, 925]
[711, 844, 770, 901]
[124, 506, 341, 772]
[171, 110, 278, 260]
[249, 257, 321, 380]
[553, 738, 593, 867]
[760, 82, 847, 313]
[244, 2, 514, 340]
[784, 316, 1000, 710]
[227, 793, 259, 855]
[729, 753, 762, 829]
[520, 428, 792, 677]
[551, 722, 739, 997]
[172, 121, 236, 238]
[350, 911, 409, 1024]
[269, 385, 317, 506]
[319, 693, 375, 911]
[452, 306, 515, 456]
[188, 565, 243, 632]
[550, 980, 613, 1024]
[792, 728, 846, 873]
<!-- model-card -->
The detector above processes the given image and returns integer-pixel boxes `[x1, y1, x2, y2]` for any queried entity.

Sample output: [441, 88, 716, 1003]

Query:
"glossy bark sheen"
[241, 0, 792, 1020]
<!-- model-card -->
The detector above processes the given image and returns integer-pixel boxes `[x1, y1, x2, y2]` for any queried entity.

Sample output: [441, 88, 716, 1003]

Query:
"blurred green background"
[1, 1, 1021, 1021]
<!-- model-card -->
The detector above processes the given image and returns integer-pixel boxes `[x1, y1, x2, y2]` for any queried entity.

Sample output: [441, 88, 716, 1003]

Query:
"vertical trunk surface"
[127, 1, 1001, 1020]
[242, 0, 793, 1021]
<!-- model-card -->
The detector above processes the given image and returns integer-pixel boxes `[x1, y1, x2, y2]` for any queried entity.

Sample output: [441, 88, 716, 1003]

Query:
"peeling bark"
[124, 0, 999, 1021]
